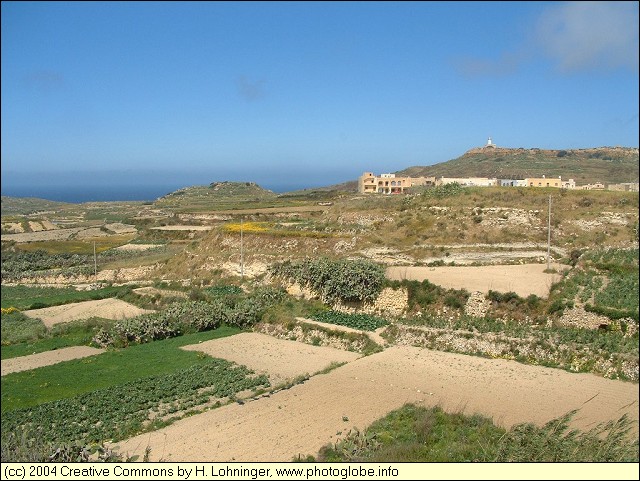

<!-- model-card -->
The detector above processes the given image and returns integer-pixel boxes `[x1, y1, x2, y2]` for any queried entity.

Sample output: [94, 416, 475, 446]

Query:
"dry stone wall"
[464, 291, 490, 318]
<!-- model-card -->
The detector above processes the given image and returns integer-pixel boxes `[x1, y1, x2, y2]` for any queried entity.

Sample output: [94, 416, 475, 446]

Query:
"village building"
[579, 182, 606, 190]
[525, 176, 562, 188]
[607, 182, 639, 192]
[500, 179, 528, 187]
[438, 177, 497, 187]
[358, 172, 435, 194]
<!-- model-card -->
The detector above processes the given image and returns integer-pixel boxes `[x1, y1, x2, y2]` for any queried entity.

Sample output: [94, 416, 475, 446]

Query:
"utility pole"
[547, 195, 551, 271]
[240, 218, 244, 280]
[93, 241, 97, 279]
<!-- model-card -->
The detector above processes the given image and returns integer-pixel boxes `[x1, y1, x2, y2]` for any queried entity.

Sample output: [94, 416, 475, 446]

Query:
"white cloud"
[535, 1, 639, 72]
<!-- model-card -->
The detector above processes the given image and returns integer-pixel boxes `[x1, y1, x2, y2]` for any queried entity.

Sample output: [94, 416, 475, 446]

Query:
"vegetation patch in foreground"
[1, 315, 113, 359]
[1, 327, 242, 411]
[1, 285, 134, 311]
[1, 357, 269, 456]
[310, 404, 639, 462]
[269, 257, 385, 305]
[311, 311, 388, 331]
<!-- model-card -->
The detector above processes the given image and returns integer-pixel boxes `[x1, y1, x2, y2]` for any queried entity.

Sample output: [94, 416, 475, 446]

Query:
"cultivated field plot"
[1, 227, 86, 243]
[116, 346, 638, 462]
[1, 223, 137, 243]
[150, 226, 213, 231]
[181, 333, 361, 385]
[386, 263, 564, 298]
[1, 346, 104, 376]
[115, 243, 165, 251]
[23, 298, 153, 328]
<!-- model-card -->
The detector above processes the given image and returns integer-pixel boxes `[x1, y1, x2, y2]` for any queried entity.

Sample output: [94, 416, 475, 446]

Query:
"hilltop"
[397, 146, 639, 185]
[150, 181, 306, 212]
[0, 196, 73, 216]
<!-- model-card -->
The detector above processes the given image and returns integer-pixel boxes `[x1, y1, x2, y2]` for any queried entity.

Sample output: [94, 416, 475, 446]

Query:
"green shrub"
[1, 311, 48, 345]
[444, 294, 464, 309]
[269, 258, 385, 305]
[311, 311, 388, 331]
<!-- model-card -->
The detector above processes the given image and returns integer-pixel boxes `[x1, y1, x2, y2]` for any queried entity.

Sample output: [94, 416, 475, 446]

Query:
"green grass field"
[1, 326, 242, 412]
[1, 316, 114, 359]
[1, 285, 135, 310]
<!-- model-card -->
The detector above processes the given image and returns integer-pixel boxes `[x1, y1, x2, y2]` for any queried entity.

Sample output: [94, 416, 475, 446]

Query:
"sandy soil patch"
[40, 220, 58, 230]
[181, 333, 360, 386]
[104, 223, 137, 234]
[116, 346, 638, 462]
[1, 227, 84, 243]
[2, 222, 25, 233]
[115, 243, 164, 251]
[76, 227, 108, 239]
[220, 261, 268, 278]
[28, 221, 46, 232]
[151, 225, 213, 231]
[29, 220, 47, 232]
[1, 346, 104, 376]
[23, 298, 153, 328]
[386, 263, 564, 298]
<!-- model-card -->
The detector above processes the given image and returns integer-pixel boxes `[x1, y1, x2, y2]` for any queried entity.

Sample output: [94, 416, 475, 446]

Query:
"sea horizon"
[0, 181, 323, 204]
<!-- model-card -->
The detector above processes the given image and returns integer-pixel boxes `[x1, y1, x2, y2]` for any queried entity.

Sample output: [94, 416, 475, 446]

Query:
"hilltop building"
[359, 171, 581, 194]
[438, 177, 497, 187]
[358, 172, 435, 194]
[525, 176, 560, 188]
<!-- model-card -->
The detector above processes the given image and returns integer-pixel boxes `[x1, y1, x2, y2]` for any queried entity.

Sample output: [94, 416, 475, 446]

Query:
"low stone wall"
[279, 279, 408, 318]
[254, 321, 371, 353]
[557, 306, 610, 330]
[333, 287, 409, 317]
[464, 291, 490, 318]
[385, 324, 639, 382]
[4, 266, 157, 286]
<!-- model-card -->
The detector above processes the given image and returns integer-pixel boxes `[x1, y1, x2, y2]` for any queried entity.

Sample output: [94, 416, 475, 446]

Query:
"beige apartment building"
[358, 172, 435, 194]
[525, 176, 563, 188]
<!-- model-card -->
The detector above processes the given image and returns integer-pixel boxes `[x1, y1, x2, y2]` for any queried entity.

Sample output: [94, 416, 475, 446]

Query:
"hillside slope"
[153, 181, 279, 211]
[0, 196, 73, 216]
[397, 146, 639, 185]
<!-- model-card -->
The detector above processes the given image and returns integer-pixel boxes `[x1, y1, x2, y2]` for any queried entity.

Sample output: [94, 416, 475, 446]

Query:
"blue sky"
[1, 1, 638, 197]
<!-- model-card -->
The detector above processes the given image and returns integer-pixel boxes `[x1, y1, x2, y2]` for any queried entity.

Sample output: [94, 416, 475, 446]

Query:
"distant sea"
[1, 183, 312, 204]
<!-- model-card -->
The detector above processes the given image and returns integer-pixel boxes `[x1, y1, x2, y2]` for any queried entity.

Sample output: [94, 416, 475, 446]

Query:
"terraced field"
[116, 343, 639, 462]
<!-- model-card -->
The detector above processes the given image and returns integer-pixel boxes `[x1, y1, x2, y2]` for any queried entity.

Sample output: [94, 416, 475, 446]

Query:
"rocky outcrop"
[464, 291, 490, 318]
[332, 287, 409, 318]
[557, 307, 610, 330]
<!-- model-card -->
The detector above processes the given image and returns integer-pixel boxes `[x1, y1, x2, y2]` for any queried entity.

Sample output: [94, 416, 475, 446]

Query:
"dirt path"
[386, 263, 564, 298]
[1, 346, 104, 376]
[181, 333, 360, 386]
[295, 317, 389, 347]
[115, 345, 638, 462]
[23, 298, 153, 328]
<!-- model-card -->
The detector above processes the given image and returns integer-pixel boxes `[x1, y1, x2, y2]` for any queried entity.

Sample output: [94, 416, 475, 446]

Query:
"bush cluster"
[269, 257, 385, 305]
[93, 288, 285, 348]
